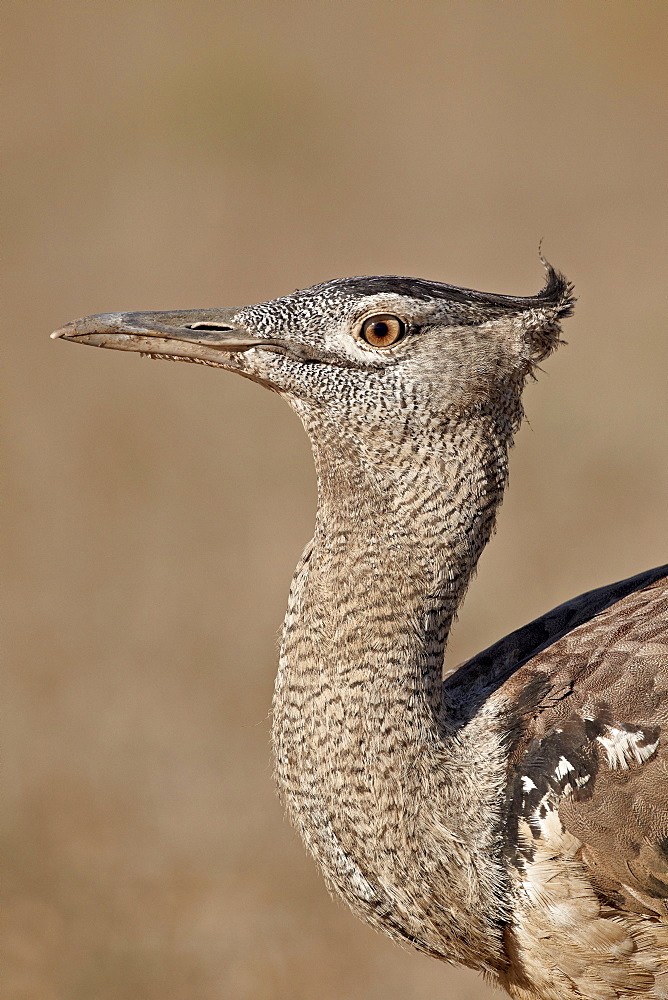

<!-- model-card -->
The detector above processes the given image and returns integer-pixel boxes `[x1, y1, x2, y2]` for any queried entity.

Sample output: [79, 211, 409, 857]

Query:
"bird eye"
[358, 314, 406, 349]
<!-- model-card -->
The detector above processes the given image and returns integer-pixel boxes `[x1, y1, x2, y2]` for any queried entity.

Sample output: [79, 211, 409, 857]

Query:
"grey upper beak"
[50, 307, 273, 357]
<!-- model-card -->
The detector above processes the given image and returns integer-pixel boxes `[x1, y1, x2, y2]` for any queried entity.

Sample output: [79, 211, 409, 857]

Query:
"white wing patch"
[554, 755, 575, 781]
[519, 759, 592, 846]
[596, 725, 660, 770]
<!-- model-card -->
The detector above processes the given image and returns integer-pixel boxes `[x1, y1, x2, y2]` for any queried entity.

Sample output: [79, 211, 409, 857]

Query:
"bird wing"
[448, 568, 668, 996]
[489, 570, 668, 998]
[501, 570, 668, 919]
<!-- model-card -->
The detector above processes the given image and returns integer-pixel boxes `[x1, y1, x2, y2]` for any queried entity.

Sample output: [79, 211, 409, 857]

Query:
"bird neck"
[272, 412, 514, 971]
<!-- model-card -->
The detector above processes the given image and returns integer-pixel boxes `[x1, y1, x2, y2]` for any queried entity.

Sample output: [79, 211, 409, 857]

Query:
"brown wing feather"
[504, 571, 668, 918]
[487, 571, 668, 998]
[451, 568, 668, 997]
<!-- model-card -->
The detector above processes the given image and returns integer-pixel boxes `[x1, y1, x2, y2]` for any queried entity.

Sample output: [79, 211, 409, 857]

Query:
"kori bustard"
[53, 265, 668, 999]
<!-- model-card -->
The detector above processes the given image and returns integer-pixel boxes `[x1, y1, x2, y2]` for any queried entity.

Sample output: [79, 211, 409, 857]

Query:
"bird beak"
[51, 308, 277, 364]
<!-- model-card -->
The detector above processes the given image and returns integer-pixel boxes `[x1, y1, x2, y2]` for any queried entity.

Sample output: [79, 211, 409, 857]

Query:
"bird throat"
[271, 415, 513, 967]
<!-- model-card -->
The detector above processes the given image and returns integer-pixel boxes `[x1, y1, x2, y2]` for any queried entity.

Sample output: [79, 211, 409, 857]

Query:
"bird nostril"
[184, 322, 235, 331]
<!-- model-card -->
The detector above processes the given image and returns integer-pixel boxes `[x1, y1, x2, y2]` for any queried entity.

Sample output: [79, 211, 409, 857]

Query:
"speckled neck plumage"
[272, 405, 515, 970]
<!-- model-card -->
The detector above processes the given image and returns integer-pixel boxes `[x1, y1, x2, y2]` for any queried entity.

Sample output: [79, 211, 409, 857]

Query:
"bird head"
[53, 265, 574, 463]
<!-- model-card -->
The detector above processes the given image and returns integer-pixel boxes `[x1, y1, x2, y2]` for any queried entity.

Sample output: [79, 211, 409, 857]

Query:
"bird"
[52, 264, 668, 999]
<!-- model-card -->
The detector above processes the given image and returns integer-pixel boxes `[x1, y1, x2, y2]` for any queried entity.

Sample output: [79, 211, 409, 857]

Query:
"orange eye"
[358, 314, 407, 349]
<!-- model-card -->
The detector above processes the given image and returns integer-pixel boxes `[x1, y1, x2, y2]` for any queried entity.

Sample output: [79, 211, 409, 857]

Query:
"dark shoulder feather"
[446, 565, 668, 712]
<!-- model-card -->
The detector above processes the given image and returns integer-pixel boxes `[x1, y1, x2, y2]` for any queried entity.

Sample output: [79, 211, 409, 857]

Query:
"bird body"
[53, 267, 668, 998]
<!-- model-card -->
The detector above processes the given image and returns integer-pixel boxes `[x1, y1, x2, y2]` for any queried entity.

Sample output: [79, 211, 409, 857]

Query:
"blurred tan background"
[3, 2, 667, 998]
